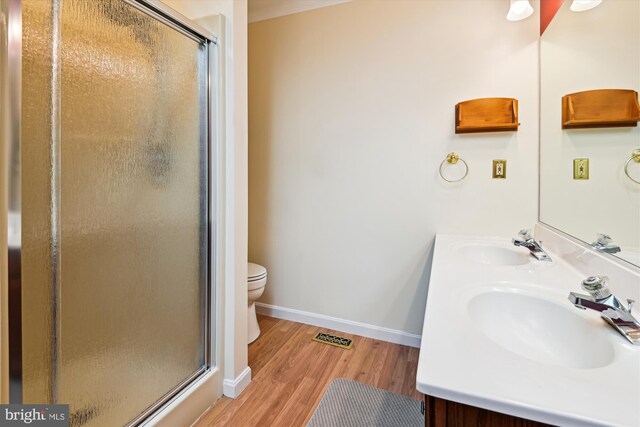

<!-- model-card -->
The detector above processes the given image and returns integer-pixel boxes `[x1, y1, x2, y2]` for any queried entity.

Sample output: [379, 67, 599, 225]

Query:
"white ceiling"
[248, 0, 352, 23]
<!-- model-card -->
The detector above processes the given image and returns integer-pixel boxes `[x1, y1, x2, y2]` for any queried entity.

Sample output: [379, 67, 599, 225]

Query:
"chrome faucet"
[591, 233, 621, 254]
[569, 276, 640, 345]
[512, 229, 552, 261]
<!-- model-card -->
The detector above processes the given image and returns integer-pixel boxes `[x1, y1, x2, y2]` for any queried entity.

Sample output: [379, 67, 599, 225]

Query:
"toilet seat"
[248, 276, 266, 291]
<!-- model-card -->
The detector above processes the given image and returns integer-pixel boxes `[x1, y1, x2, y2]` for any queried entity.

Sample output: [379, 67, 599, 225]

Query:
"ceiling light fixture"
[507, 0, 534, 21]
[570, 0, 603, 12]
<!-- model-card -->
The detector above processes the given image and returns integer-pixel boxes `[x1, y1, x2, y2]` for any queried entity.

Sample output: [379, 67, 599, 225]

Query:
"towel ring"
[624, 149, 640, 184]
[439, 152, 468, 183]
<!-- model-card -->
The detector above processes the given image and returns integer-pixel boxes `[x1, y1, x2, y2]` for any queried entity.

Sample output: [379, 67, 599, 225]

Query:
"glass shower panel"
[22, 0, 57, 405]
[21, 0, 208, 425]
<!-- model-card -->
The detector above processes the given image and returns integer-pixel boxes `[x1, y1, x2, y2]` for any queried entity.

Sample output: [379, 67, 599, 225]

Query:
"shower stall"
[1, 0, 219, 425]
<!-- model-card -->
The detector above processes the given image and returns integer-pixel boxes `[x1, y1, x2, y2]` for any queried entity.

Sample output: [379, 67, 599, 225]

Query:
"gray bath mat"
[307, 378, 424, 427]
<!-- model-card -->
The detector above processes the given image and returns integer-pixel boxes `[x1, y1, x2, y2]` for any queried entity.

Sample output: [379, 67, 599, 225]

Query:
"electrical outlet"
[573, 158, 589, 180]
[493, 160, 507, 179]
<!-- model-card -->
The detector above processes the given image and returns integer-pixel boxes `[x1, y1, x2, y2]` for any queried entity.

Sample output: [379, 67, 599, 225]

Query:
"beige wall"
[248, 0, 539, 335]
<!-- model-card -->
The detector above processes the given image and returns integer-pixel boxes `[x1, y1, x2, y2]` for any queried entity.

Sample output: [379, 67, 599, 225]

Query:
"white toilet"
[247, 262, 267, 344]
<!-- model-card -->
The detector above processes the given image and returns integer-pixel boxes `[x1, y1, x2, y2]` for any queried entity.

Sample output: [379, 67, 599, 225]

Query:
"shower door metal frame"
[0, 0, 220, 423]
[1, 0, 23, 406]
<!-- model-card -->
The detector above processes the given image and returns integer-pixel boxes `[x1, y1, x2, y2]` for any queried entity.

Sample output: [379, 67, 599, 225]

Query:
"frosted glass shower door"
[18, 0, 212, 425]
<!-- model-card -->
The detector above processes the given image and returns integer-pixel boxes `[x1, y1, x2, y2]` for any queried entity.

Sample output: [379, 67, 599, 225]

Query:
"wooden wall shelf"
[562, 89, 640, 129]
[455, 97, 519, 134]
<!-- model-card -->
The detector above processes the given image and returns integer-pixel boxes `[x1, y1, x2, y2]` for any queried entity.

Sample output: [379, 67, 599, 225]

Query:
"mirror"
[540, 0, 640, 266]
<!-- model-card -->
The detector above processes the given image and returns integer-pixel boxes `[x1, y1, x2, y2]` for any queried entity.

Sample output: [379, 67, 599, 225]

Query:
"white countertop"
[416, 231, 640, 427]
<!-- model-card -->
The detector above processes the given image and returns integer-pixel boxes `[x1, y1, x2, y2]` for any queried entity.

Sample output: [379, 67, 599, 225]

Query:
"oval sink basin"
[468, 290, 615, 369]
[456, 243, 531, 266]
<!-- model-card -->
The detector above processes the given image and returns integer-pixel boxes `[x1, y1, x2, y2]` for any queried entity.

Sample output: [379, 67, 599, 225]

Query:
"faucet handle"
[595, 233, 613, 245]
[628, 299, 636, 313]
[581, 276, 612, 300]
[517, 229, 532, 240]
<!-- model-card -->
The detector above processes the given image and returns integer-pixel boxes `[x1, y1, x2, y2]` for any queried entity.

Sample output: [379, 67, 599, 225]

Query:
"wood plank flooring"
[194, 315, 422, 427]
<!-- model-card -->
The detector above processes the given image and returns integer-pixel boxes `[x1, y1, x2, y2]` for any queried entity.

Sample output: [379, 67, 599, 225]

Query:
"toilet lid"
[248, 262, 267, 280]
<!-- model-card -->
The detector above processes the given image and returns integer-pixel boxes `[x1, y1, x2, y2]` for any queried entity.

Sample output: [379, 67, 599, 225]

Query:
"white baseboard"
[255, 303, 421, 348]
[222, 366, 252, 398]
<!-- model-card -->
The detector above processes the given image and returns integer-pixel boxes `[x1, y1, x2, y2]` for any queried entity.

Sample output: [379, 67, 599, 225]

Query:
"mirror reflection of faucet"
[569, 276, 640, 345]
[8, 212, 20, 249]
[512, 229, 552, 261]
[591, 233, 621, 254]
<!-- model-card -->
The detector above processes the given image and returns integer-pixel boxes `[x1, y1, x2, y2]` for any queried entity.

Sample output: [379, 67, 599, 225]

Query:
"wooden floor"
[194, 315, 422, 427]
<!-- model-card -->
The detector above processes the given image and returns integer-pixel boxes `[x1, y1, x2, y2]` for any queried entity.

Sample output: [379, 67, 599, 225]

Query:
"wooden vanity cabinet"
[424, 395, 552, 427]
